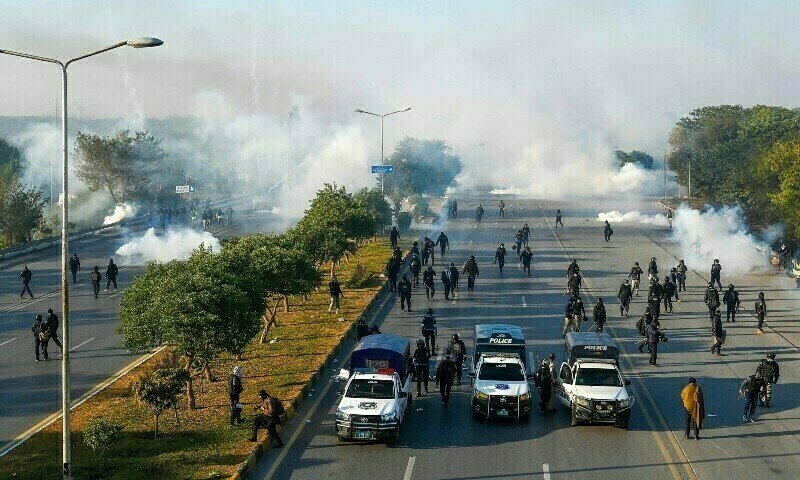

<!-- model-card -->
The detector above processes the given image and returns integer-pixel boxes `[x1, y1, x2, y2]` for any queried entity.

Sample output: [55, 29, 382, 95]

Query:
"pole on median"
[354, 107, 411, 196]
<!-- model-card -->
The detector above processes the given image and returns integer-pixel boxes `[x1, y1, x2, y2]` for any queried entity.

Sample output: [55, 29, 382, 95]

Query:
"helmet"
[427, 307, 433, 314]
[500, 243, 504, 246]
[547, 353, 555, 360]
[708, 282, 713, 287]
[729, 284, 734, 290]
[452, 333, 460, 340]
[664, 276, 670, 281]
[416, 339, 425, 347]
[597, 298, 603, 303]
[651, 257, 656, 261]
[623, 279, 629, 284]
[714, 258, 719, 263]
[634, 261, 639, 265]
[759, 291, 765, 298]
[470, 255, 475, 259]
[767, 352, 776, 359]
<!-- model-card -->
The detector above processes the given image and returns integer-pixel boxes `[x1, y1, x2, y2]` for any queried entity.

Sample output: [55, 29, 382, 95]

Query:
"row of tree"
[117, 184, 392, 410]
[0, 138, 46, 247]
[615, 149, 654, 169]
[667, 105, 800, 244]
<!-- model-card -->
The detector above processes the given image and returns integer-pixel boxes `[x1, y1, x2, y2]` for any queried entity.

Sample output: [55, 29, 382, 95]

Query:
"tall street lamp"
[658, 147, 668, 201]
[354, 107, 411, 194]
[0, 36, 163, 479]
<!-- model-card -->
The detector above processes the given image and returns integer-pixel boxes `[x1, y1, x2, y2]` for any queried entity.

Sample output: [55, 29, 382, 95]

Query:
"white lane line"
[522, 295, 527, 307]
[70, 337, 95, 352]
[543, 463, 551, 480]
[0, 337, 17, 348]
[403, 456, 416, 480]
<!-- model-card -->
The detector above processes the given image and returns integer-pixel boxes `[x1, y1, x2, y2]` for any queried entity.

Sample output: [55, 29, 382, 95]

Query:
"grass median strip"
[0, 238, 394, 480]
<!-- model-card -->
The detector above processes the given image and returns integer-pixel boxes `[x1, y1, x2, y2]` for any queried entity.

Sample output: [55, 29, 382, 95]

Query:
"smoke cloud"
[115, 227, 221, 264]
[103, 203, 138, 226]
[597, 210, 670, 226]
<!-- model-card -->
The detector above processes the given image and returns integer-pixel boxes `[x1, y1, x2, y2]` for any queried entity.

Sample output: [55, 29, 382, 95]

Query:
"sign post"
[371, 165, 394, 174]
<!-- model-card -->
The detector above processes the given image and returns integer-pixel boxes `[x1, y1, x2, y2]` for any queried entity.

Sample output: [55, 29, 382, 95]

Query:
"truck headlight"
[475, 390, 489, 401]
[381, 412, 397, 422]
[336, 411, 351, 421]
[519, 392, 531, 403]
[619, 397, 634, 409]
[574, 396, 592, 408]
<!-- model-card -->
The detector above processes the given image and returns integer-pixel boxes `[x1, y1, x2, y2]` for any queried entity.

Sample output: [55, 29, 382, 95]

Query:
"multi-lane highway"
[251, 195, 800, 480]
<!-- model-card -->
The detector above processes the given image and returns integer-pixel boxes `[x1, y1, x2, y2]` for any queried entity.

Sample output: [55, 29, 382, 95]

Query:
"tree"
[758, 140, 800, 240]
[83, 417, 123, 452]
[0, 171, 46, 246]
[0, 137, 23, 175]
[134, 367, 187, 438]
[383, 137, 462, 205]
[615, 150, 654, 169]
[73, 129, 168, 203]
[353, 187, 392, 240]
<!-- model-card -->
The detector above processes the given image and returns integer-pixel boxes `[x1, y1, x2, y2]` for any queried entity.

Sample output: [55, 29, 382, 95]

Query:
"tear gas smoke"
[103, 203, 138, 226]
[671, 205, 769, 274]
[115, 227, 221, 264]
[597, 210, 669, 226]
[489, 187, 526, 195]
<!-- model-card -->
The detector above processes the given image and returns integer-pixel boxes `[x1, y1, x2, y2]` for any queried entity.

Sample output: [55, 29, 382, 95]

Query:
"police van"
[555, 332, 633, 429]
[470, 324, 534, 421]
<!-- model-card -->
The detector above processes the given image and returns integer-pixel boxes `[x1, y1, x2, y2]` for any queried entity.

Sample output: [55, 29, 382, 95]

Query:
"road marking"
[70, 337, 95, 352]
[403, 456, 416, 480]
[0, 337, 17, 348]
[542, 463, 551, 480]
[522, 295, 527, 307]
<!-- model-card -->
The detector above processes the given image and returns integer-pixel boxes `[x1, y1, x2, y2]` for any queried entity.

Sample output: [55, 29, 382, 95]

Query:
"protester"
[680, 377, 705, 439]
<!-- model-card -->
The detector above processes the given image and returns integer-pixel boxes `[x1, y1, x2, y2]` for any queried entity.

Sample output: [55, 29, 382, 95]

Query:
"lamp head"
[127, 37, 164, 48]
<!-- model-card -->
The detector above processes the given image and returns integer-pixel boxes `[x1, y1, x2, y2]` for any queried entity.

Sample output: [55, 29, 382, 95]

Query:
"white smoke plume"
[597, 210, 670, 226]
[671, 205, 769, 274]
[115, 227, 221, 264]
[103, 203, 138, 226]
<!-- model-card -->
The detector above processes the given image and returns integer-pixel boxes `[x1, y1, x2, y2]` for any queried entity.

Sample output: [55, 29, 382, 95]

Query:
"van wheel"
[337, 435, 347, 442]
[616, 420, 629, 430]
[570, 404, 580, 426]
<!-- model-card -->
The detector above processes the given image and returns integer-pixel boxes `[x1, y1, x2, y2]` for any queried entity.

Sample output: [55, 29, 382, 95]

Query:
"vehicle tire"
[570, 404, 580, 427]
[616, 419, 629, 430]
[336, 435, 347, 442]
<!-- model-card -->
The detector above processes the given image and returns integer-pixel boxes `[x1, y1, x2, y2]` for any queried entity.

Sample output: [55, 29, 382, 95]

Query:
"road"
[251, 194, 800, 480]
[0, 205, 284, 451]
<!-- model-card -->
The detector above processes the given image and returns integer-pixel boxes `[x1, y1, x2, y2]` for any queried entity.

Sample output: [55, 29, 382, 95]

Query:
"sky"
[2, 0, 800, 193]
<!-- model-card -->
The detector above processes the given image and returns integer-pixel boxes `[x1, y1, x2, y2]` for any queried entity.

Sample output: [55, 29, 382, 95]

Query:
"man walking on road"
[385, 255, 401, 292]
[591, 298, 607, 332]
[494, 243, 507, 273]
[390, 226, 400, 251]
[19, 265, 33, 299]
[755, 292, 767, 334]
[680, 377, 705, 439]
[436, 231, 449, 258]
[437, 355, 457, 405]
[710, 259, 723, 290]
[636, 307, 655, 353]
[440, 267, 453, 300]
[522, 222, 531, 246]
[629, 262, 644, 296]
[423, 266, 436, 300]
[69, 253, 81, 284]
[521, 246, 533, 276]
[756, 352, 779, 407]
[105, 258, 119, 292]
[618, 279, 632, 316]
[740, 374, 764, 423]
[45, 308, 62, 353]
[646, 320, 662, 366]
[446, 333, 467, 385]
[723, 284, 740, 322]
[422, 308, 437, 352]
[663, 276, 676, 313]
[704, 283, 720, 320]
[555, 209, 563, 228]
[603, 220, 613, 242]
[676, 260, 688, 293]
[90, 266, 102, 299]
[498, 200, 506, 218]
[710, 311, 725, 356]
[398, 274, 412, 312]
[410, 254, 421, 287]
[32, 314, 44, 362]
[413, 339, 431, 396]
[449, 262, 460, 294]
[463, 255, 479, 292]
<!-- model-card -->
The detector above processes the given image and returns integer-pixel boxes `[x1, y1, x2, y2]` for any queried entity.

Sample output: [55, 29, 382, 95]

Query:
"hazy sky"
[3, 1, 800, 189]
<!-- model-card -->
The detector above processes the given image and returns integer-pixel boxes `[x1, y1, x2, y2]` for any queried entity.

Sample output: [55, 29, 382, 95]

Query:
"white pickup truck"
[471, 354, 534, 422]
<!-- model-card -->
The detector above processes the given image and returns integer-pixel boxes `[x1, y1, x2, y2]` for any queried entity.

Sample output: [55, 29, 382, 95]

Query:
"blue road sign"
[371, 165, 394, 174]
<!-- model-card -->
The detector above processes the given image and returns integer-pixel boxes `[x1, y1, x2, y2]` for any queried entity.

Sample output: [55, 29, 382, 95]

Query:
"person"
[436, 355, 457, 405]
[462, 255, 480, 291]
[426, 237, 437, 266]
[710, 310, 724, 356]
[436, 231, 449, 257]
[567, 259, 580, 278]
[603, 220, 613, 242]
[669, 267, 679, 301]
[513, 230, 524, 256]
[567, 271, 582, 297]
[636, 307, 655, 353]
[629, 262, 644, 296]
[451, 198, 458, 218]
[68, 253, 81, 284]
[520, 246, 533, 276]
[755, 292, 767, 334]
[398, 274, 412, 312]
[667, 209, 674, 229]
[449, 262, 460, 294]
[393, 246, 403, 262]
[190, 207, 197, 228]
[226, 205, 234, 227]
[421, 308, 437, 352]
[413, 339, 431, 396]
[740, 374, 764, 423]
[410, 254, 421, 287]
[494, 243, 507, 273]
[328, 275, 344, 314]
[445, 333, 467, 385]
[44, 308, 62, 353]
[676, 260, 688, 293]
[32, 314, 45, 362]
[367, 323, 381, 335]
[355, 317, 369, 341]
[663, 276, 676, 313]
[555, 209, 563, 228]
[777, 242, 789, 269]
[229, 366, 244, 426]
[618, 279, 632, 316]
[756, 352, 780, 407]
[475, 203, 485, 222]
[648, 277, 663, 320]
[704, 283, 720, 320]
[440, 267, 453, 300]
[542, 353, 558, 412]
[216, 208, 224, 227]
[498, 200, 506, 218]
[385, 255, 401, 292]
[571, 296, 586, 333]
[423, 265, 436, 300]
[591, 298, 607, 332]
[646, 320, 661, 366]
[647, 257, 659, 282]
[105, 258, 119, 292]
[680, 377, 705, 439]
[90, 266, 102, 299]
[562, 298, 574, 337]
[522, 222, 531, 246]
[710, 259, 722, 290]
[722, 284, 740, 322]
[410, 240, 420, 258]
[249, 389, 284, 446]
[390, 226, 401, 251]
[19, 265, 33, 299]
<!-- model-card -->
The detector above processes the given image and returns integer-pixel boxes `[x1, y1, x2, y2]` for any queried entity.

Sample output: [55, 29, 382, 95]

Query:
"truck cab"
[556, 332, 633, 429]
[471, 354, 533, 422]
[471, 324, 528, 373]
[335, 334, 413, 443]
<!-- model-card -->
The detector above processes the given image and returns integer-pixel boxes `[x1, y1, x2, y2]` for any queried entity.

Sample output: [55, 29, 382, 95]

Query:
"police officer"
[45, 308, 62, 353]
[445, 333, 467, 385]
[422, 308, 437, 352]
[437, 355, 458, 406]
[226, 205, 233, 226]
[704, 282, 720, 320]
[663, 276, 676, 313]
[710, 310, 724, 356]
[514, 230, 524, 256]
[19, 265, 34, 299]
[328, 275, 344, 314]
[646, 320, 662, 366]
[676, 260, 688, 293]
[562, 298, 574, 337]
[423, 265, 436, 299]
[440, 267, 453, 300]
[462, 255, 480, 291]
[521, 246, 533, 276]
[389, 226, 401, 251]
[603, 220, 613, 242]
[421, 237, 431, 265]
[723, 284, 740, 322]
[385, 255, 401, 292]
[448, 262, 460, 294]
[629, 262, 644, 296]
[105, 258, 119, 292]
[498, 200, 506, 218]
[648, 277, 663, 320]
[647, 257, 658, 282]
[410, 254, 421, 287]
[32, 314, 44, 361]
[555, 209, 563, 228]
[413, 339, 431, 396]
[636, 307, 655, 353]
[618, 279, 632, 316]
[572, 296, 586, 333]
[567, 271, 582, 297]
[756, 352, 779, 407]
[476, 203, 485, 222]
[494, 243, 507, 273]
[436, 231, 449, 257]
[591, 298, 607, 332]
[522, 222, 531, 246]
[68, 253, 81, 284]
[669, 267, 679, 301]
[90, 266, 102, 299]
[710, 259, 722, 290]
[398, 274, 412, 312]
[755, 292, 767, 334]
[567, 259, 580, 278]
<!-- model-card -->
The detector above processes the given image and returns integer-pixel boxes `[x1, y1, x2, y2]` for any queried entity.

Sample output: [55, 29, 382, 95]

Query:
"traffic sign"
[371, 165, 394, 174]
[176, 185, 195, 194]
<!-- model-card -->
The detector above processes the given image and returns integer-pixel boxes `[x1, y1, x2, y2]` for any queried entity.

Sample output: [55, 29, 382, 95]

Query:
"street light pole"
[0, 37, 162, 480]
[660, 148, 668, 201]
[688, 153, 692, 198]
[354, 107, 411, 195]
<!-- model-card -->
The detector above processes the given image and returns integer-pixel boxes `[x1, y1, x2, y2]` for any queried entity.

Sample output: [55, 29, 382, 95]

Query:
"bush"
[83, 417, 123, 452]
[396, 212, 412, 232]
[345, 263, 372, 288]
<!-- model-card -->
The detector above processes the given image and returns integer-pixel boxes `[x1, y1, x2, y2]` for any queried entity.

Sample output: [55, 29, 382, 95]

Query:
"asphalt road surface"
[251, 194, 800, 480]
[0, 205, 284, 451]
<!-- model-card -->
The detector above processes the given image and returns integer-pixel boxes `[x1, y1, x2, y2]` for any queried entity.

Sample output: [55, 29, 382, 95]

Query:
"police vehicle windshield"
[478, 362, 525, 381]
[475, 345, 525, 363]
[345, 379, 395, 399]
[575, 368, 622, 387]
